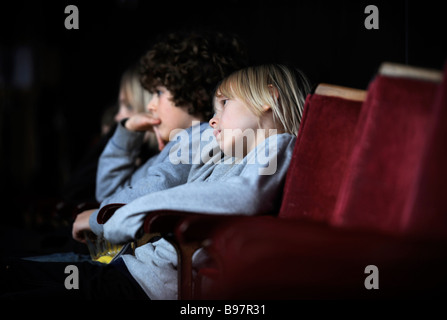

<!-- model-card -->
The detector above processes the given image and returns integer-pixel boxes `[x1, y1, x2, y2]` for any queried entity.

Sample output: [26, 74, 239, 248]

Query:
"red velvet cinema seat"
[198, 63, 447, 299]
[279, 84, 366, 223]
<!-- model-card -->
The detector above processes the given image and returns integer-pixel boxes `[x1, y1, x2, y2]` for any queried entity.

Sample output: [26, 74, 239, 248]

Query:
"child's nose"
[209, 114, 218, 128]
[146, 95, 157, 112]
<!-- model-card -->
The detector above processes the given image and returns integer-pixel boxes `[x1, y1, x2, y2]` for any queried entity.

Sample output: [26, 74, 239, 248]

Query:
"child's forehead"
[215, 87, 228, 98]
[216, 78, 235, 97]
[215, 91, 228, 100]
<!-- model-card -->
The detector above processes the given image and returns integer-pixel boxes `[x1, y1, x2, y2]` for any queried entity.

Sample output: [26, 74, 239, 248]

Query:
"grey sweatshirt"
[90, 121, 210, 235]
[95, 120, 199, 205]
[92, 121, 296, 299]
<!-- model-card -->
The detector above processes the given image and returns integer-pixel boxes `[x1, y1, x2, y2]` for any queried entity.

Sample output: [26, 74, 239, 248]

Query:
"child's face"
[210, 95, 261, 158]
[115, 89, 137, 123]
[147, 86, 198, 143]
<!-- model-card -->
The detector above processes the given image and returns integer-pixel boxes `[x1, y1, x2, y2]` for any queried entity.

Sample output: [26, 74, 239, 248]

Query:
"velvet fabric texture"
[205, 217, 447, 299]
[279, 93, 362, 222]
[332, 75, 440, 236]
[402, 64, 447, 239]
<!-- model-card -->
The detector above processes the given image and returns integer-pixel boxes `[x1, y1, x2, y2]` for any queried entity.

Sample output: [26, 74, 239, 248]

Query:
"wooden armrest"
[379, 62, 442, 83]
[143, 211, 249, 243]
[315, 83, 366, 102]
[143, 210, 191, 234]
[175, 214, 249, 245]
[96, 203, 126, 224]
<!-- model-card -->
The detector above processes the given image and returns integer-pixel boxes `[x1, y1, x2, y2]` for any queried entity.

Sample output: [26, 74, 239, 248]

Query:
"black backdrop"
[0, 0, 446, 226]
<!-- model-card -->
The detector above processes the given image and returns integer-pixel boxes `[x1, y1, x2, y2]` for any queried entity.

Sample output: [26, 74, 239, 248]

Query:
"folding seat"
[402, 66, 447, 239]
[279, 84, 365, 223]
[197, 62, 447, 299]
[331, 62, 443, 237]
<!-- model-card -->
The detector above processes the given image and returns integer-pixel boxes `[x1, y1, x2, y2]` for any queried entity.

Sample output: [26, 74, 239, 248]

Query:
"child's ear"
[268, 84, 280, 100]
[262, 104, 272, 112]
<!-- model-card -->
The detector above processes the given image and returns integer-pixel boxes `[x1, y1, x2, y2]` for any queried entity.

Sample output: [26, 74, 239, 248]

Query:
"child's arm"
[103, 134, 296, 244]
[89, 122, 213, 239]
[95, 119, 148, 202]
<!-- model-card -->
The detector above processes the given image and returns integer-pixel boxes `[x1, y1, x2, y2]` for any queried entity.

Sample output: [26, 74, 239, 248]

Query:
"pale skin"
[115, 89, 137, 123]
[109, 89, 158, 143]
[72, 86, 203, 243]
[209, 94, 279, 158]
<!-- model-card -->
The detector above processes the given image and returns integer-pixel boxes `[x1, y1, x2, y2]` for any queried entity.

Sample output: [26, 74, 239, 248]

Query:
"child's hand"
[125, 113, 161, 132]
[72, 209, 97, 243]
[152, 126, 166, 151]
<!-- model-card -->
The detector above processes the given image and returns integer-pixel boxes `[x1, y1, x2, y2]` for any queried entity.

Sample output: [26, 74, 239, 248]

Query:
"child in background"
[0, 64, 311, 299]
[61, 64, 157, 206]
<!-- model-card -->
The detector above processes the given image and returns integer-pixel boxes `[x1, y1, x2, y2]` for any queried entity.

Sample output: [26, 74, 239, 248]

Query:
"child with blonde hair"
[210, 64, 310, 161]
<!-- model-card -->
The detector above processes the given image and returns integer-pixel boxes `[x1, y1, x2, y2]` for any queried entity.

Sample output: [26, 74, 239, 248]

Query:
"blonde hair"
[120, 65, 152, 113]
[215, 64, 311, 136]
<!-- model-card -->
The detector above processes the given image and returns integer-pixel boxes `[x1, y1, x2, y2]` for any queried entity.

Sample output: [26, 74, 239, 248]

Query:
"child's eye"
[222, 99, 228, 106]
[154, 87, 164, 97]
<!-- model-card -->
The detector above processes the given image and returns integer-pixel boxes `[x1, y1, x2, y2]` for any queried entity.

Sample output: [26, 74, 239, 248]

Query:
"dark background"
[0, 0, 446, 228]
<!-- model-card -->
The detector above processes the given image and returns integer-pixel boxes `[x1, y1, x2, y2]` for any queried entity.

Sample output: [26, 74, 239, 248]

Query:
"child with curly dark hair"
[141, 31, 248, 121]
[90, 30, 249, 206]
[118, 31, 249, 150]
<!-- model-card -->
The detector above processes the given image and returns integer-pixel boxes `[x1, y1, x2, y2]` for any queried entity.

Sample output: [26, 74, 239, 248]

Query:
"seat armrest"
[143, 210, 249, 241]
[175, 214, 249, 244]
[97, 203, 126, 224]
[143, 210, 191, 234]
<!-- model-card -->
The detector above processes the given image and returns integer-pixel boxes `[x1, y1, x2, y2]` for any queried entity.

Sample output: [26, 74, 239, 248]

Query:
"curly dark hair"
[140, 30, 248, 120]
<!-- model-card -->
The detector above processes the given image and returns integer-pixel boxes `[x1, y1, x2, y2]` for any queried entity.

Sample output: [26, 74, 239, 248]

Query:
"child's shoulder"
[265, 133, 296, 149]
[248, 133, 296, 162]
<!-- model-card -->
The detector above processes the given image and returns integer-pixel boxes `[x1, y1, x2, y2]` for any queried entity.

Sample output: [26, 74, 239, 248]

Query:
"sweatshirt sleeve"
[91, 148, 194, 238]
[95, 120, 146, 202]
[103, 134, 296, 244]
[90, 122, 212, 237]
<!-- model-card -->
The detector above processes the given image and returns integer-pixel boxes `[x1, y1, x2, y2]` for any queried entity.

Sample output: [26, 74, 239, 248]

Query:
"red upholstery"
[205, 218, 447, 299]
[331, 75, 440, 236]
[402, 65, 447, 239]
[200, 66, 447, 299]
[279, 93, 362, 222]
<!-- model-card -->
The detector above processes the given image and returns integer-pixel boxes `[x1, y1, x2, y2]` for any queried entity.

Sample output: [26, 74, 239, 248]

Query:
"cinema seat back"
[279, 85, 365, 222]
[331, 63, 444, 238]
[401, 64, 447, 239]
